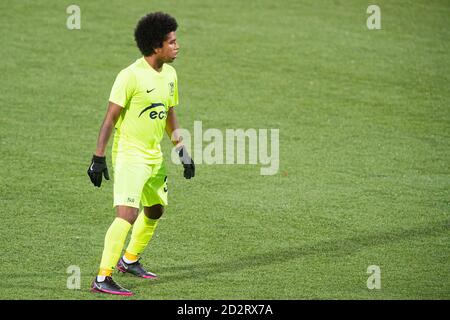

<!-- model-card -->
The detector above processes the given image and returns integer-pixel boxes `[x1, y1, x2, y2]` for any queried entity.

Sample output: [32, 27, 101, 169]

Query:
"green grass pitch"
[0, 0, 449, 299]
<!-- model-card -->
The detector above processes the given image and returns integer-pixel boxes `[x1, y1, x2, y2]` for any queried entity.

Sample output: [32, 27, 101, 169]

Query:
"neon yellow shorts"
[113, 159, 168, 209]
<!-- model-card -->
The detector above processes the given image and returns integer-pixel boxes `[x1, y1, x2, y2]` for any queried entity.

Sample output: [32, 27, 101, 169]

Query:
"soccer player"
[87, 12, 195, 296]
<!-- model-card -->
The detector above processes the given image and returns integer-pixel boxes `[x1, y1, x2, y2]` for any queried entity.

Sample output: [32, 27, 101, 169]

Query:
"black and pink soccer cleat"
[91, 276, 133, 296]
[116, 258, 158, 279]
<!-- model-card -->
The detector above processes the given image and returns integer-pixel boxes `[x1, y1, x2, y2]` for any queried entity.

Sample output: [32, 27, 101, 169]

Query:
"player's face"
[158, 31, 179, 63]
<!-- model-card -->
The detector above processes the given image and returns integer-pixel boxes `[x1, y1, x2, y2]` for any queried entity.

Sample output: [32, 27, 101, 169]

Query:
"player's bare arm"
[165, 106, 182, 146]
[165, 106, 195, 179]
[87, 102, 122, 187]
[95, 102, 122, 156]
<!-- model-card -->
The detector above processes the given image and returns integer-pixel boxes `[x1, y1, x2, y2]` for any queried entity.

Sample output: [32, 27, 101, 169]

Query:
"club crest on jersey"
[168, 82, 175, 96]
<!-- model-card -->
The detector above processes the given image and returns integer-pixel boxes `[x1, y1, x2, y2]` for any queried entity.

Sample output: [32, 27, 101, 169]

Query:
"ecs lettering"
[138, 103, 167, 120]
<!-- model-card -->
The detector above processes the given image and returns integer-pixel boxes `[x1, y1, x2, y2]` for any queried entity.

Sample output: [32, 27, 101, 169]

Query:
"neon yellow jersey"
[109, 57, 179, 164]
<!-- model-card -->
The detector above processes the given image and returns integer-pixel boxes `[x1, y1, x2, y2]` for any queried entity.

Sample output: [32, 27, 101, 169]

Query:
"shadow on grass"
[157, 220, 449, 282]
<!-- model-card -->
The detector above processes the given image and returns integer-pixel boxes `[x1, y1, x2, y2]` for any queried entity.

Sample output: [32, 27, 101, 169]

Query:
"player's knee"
[116, 205, 139, 224]
[144, 204, 164, 220]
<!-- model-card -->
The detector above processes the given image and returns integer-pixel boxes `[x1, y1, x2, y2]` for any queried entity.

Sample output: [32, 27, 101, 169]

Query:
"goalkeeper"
[87, 12, 195, 296]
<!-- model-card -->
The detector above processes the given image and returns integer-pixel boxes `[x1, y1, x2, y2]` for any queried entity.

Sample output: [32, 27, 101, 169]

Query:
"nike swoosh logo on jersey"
[146, 88, 155, 93]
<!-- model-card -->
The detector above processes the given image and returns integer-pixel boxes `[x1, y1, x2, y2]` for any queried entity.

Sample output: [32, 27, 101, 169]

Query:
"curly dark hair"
[134, 12, 178, 56]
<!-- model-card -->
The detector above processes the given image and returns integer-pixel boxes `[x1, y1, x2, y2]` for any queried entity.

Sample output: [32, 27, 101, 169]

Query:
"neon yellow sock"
[98, 268, 113, 277]
[125, 210, 159, 257]
[99, 217, 131, 274]
[124, 251, 138, 263]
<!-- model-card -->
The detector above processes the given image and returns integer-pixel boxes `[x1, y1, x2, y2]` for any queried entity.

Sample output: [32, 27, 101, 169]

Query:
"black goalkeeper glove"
[177, 145, 195, 179]
[87, 155, 110, 187]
